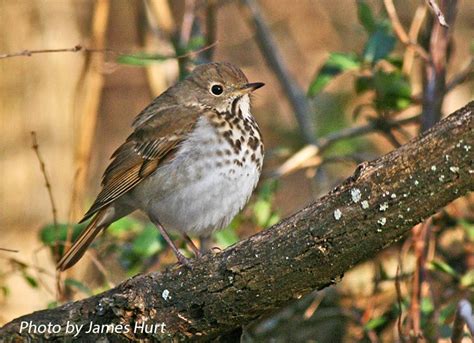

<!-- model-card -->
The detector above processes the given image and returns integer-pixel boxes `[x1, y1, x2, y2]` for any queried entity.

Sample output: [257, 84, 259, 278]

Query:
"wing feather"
[79, 106, 200, 223]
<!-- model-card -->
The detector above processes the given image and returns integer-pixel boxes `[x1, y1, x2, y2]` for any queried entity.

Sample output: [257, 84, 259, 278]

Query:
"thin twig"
[395, 264, 406, 343]
[86, 251, 114, 290]
[421, 0, 458, 132]
[30, 132, 59, 232]
[446, 58, 474, 93]
[2, 256, 56, 279]
[409, 220, 431, 341]
[0, 45, 94, 59]
[32, 247, 56, 297]
[452, 299, 474, 342]
[0, 42, 218, 62]
[383, 0, 430, 62]
[303, 292, 325, 319]
[0, 248, 19, 253]
[380, 128, 402, 148]
[425, 0, 449, 27]
[274, 114, 419, 176]
[403, 5, 428, 75]
[65, 167, 81, 260]
[241, 0, 316, 144]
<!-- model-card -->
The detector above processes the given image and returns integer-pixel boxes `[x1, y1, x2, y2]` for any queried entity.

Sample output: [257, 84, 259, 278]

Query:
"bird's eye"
[210, 84, 224, 96]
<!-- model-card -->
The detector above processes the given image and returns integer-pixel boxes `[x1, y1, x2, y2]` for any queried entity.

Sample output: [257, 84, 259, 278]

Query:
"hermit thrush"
[57, 62, 264, 270]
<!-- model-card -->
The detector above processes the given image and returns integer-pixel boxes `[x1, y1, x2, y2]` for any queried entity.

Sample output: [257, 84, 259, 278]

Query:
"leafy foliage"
[308, 0, 411, 114]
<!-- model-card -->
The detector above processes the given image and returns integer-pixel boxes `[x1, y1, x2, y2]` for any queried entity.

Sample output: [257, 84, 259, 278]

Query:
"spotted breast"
[129, 94, 264, 235]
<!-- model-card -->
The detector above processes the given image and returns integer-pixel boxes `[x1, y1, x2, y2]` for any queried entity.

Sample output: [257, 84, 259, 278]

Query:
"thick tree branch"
[1, 102, 473, 341]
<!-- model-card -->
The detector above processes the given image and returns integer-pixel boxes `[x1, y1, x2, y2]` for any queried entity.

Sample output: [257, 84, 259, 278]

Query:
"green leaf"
[439, 302, 457, 323]
[365, 316, 387, 330]
[308, 53, 360, 96]
[132, 226, 163, 257]
[253, 199, 272, 227]
[267, 213, 280, 227]
[460, 270, 474, 288]
[1, 285, 10, 297]
[421, 297, 434, 315]
[64, 278, 92, 296]
[47, 301, 59, 309]
[373, 70, 412, 110]
[363, 22, 396, 64]
[355, 76, 373, 94]
[39, 223, 85, 247]
[357, 0, 376, 33]
[429, 260, 459, 278]
[117, 52, 171, 66]
[108, 217, 142, 236]
[459, 219, 474, 241]
[185, 36, 205, 51]
[22, 272, 38, 288]
[258, 179, 279, 200]
[214, 225, 239, 247]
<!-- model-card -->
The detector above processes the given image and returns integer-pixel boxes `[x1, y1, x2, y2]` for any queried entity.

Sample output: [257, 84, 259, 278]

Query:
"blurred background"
[0, 0, 472, 341]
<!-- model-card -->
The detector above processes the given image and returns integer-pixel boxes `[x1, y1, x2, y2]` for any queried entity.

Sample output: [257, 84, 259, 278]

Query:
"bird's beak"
[240, 82, 265, 94]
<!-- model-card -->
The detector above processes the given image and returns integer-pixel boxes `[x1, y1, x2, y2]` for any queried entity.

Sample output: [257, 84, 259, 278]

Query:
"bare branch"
[0, 45, 90, 59]
[30, 132, 59, 233]
[274, 114, 419, 177]
[402, 5, 428, 75]
[421, 0, 458, 132]
[383, 0, 430, 62]
[446, 58, 474, 93]
[0, 248, 19, 253]
[241, 0, 316, 144]
[0, 42, 218, 62]
[425, 0, 449, 27]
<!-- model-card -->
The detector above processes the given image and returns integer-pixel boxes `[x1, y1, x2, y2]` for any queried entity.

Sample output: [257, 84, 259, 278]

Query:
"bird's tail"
[57, 210, 108, 271]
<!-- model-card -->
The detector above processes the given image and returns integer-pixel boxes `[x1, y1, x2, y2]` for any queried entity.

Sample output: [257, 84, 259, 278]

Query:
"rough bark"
[1, 102, 473, 342]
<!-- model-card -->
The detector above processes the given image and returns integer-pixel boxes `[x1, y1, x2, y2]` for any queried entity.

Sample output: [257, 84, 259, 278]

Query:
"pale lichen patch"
[449, 166, 460, 174]
[361, 200, 369, 209]
[431, 165, 437, 171]
[379, 202, 389, 211]
[377, 217, 387, 226]
[439, 175, 445, 182]
[334, 209, 342, 220]
[162, 289, 170, 301]
[350, 188, 362, 203]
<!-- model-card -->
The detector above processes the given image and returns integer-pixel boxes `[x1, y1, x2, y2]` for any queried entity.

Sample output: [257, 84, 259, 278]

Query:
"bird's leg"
[182, 233, 202, 258]
[199, 235, 211, 255]
[152, 218, 191, 267]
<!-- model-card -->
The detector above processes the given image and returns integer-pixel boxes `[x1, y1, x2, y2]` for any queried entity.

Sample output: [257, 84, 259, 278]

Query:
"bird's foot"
[175, 251, 193, 269]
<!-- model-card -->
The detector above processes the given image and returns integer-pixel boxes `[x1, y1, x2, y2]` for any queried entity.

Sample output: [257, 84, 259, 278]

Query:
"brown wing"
[79, 106, 200, 223]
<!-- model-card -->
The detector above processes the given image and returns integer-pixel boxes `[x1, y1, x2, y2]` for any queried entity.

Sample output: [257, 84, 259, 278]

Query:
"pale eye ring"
[210, 83, 224, 96]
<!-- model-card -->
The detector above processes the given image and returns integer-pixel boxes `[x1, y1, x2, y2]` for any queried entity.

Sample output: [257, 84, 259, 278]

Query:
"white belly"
[130, 116, 262, 235]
